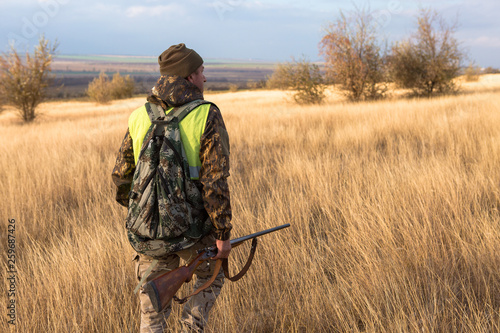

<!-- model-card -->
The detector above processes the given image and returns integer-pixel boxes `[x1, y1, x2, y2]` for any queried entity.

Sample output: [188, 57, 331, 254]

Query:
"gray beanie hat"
[158, 43, 203, 78]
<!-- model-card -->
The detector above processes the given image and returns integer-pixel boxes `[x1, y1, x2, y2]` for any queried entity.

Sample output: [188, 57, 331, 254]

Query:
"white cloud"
[125, 4, 186, 18]
[125, 6, 147, 17]
[468, 36, 500, 48]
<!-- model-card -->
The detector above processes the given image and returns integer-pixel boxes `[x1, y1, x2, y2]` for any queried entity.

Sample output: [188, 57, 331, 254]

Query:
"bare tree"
[320, 8, 387, 101]
[389, 8, 464, 97]
[267, 56, 326, 105]
[0, 36, 58, 122]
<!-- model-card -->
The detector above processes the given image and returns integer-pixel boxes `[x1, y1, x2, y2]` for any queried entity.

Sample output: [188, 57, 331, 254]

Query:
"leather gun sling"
[173, 259, 222, 304]
[173, 238, 258, 304]
[223, 238, 258, 282]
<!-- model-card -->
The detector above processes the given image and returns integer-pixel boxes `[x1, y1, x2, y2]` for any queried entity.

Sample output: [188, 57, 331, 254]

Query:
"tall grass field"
[1, 76, 500, 332]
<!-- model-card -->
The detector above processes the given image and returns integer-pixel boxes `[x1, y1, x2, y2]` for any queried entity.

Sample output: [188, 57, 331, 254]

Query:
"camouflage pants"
[134, 234, 225, 333]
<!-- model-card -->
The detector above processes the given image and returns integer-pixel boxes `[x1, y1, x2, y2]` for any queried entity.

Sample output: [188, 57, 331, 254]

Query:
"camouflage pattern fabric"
[198, 105, 232, 241]
[147, 75, 204, 109]
[134, 234, 224, 333]
[112, 130, 135, 207]
[111, 74, 232, 247]
[125, 101, 215, 257]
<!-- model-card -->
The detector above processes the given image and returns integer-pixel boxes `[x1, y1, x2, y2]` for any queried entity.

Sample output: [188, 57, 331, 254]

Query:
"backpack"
[126, 100, 214, 257]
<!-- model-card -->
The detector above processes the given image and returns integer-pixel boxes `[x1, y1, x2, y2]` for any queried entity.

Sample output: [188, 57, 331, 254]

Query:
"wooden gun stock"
[142, 223, 290, 312]
[142, 252, 208, 312]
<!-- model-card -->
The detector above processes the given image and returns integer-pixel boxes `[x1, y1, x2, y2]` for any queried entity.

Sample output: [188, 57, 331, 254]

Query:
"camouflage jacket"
[111, 75, 232, 241]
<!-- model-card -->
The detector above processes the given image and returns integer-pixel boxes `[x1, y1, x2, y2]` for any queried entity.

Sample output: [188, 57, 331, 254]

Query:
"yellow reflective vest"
[128, 103, 211, 180]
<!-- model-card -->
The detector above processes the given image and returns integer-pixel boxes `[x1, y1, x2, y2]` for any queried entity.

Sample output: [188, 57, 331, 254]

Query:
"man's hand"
[212, 239, 231, 260]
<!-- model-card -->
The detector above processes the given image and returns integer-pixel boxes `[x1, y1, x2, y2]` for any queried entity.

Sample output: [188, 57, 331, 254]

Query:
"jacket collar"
[147, 75, 203, 109]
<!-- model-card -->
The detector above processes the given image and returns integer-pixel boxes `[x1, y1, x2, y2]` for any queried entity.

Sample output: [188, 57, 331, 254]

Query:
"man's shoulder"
[190, 99, 218, 111]
[128, 104, 151, 138]
[128, 104, 148, 124]
[186, 100, 221, 123]
[130, 103, 148, 118]
[195, 100, 221, 117]
[206, 100, 219, 109]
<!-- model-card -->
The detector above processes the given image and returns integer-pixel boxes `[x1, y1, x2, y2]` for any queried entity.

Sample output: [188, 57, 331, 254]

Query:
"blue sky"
[1, 0, 499, 67]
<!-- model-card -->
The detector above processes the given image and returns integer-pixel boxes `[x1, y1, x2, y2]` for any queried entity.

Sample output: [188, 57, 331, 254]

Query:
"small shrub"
[110, 72, 135, 99]
[247, 80, 257, 90]
[267, 57, 326, 105]
[87, 72, 112, 104]
[247, 79, 267, 90]
[464, 64, 481, 82]
[87, 72, 135, 104]
[228, 83, 238, 92]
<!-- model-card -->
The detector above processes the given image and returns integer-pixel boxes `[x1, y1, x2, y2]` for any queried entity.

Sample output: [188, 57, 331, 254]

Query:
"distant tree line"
[267, 7, 487, 104]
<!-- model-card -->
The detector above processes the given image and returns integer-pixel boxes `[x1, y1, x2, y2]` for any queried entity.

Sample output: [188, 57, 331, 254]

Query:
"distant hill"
[50, 54, 277, 98]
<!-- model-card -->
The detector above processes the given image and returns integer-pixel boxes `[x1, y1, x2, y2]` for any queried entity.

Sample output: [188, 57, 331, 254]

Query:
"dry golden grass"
[1, 75, 500, 332]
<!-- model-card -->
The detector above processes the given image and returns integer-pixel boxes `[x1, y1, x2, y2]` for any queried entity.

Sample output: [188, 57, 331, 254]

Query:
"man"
[111, 43, 232, 333]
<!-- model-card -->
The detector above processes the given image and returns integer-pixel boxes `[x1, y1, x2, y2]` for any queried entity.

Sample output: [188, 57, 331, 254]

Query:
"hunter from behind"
[112, 43, 232, 333]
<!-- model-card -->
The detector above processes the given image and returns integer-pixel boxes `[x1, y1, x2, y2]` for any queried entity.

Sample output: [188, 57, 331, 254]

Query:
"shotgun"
[142, 223, 290, 312]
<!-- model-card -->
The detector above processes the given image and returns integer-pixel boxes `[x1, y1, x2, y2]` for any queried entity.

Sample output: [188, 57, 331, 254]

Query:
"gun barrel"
[230, 223, 290, 247]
